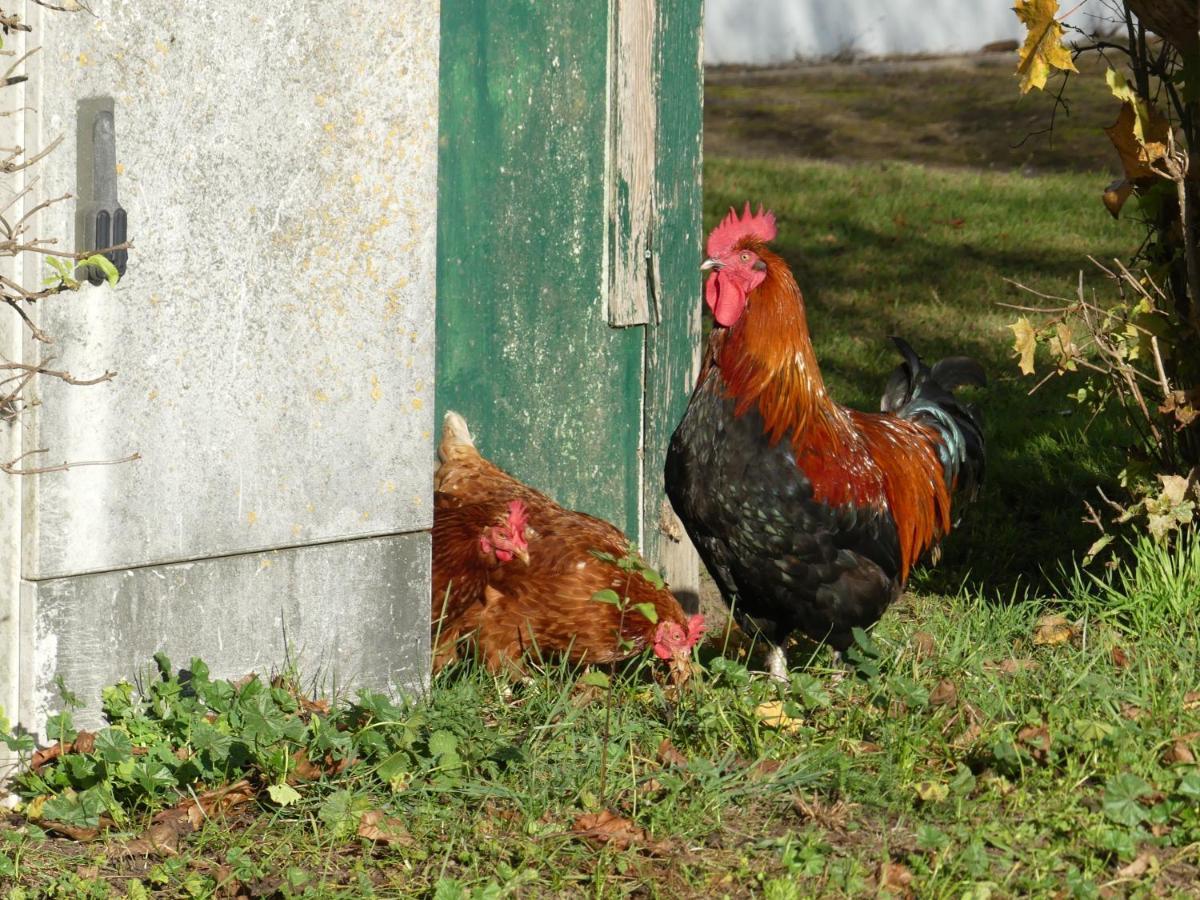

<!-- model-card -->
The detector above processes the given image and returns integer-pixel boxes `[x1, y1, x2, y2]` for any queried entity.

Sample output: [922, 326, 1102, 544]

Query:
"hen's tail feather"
[439, 410, 478, 463]
[881, 336, 986, 518]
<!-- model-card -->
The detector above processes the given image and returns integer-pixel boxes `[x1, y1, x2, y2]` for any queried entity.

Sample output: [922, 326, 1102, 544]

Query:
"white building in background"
[704, 0, 1116, 65]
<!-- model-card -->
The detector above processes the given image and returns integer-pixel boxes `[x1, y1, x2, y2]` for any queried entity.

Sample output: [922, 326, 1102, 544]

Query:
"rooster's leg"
[765, 644, 789, 683]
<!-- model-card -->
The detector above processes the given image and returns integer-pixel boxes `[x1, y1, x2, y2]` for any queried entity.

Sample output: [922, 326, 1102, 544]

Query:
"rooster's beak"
[514, 546, 530, 566]
[700, 258, 723, 271]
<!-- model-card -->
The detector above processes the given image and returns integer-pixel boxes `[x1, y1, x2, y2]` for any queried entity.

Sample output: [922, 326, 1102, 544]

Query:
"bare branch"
[0, 361, 116, 386]
[2, 297, 52, 342]
[1, 450, 141, 476]
[1, 44, 39, 83]
[0, 131, 63, 174]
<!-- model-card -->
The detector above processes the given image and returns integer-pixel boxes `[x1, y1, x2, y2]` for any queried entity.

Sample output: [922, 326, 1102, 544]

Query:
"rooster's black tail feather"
[881, 336, 986, 515]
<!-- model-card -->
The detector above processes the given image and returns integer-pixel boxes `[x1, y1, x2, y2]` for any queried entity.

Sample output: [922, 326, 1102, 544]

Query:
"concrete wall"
[2, 0, 438, 741]
[705, 0, 1113, 64]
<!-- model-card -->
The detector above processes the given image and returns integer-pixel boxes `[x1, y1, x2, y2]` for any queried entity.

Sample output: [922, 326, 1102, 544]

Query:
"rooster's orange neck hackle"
[704, 204, 953, 579]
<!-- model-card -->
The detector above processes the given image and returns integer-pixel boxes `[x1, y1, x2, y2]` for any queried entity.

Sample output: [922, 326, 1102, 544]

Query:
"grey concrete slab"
[18, 532, 429, 738]
[22, 1, 439, 579]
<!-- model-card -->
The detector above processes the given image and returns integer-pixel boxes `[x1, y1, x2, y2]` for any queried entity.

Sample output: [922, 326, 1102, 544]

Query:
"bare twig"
[0, 361, 116, 386]
[1, 450, 141, 476]
[2, 297, 52, 342]
[1, 44, 39, 83]
[1150, 335, 1171, 399]
[0, 131, 62, 174]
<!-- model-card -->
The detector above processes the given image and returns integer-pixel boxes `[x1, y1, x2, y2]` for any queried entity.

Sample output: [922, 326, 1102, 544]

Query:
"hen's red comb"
[706, 202, 777, 258]
[506, 499, 528, 532]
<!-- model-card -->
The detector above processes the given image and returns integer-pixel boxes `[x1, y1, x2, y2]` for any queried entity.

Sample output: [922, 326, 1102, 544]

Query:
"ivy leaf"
[1014, 0, 1078, 94]
[591, 589, 621, 607]
[1010, 317, 1038, 376]
[82, 253, 120, 287]
[1103, 773, 1151, 826]
[634, 603, 659, 624]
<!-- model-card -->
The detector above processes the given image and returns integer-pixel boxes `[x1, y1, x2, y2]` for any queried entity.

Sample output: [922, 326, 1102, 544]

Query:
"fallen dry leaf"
[571, 809, 670, 855]
[847, 740, 884, 756]
[877, 860, 915, 898]
[986, 658, 1041, 676]
[1018, 724, 1052, 762]
[1163, 741, 1196, 765]
[656, 739, 688, 769]
[928, 679, 958, 708]
[1184, 691, 1200, 711]
[750, 758, 784, 779]
[950, 721, 983, 750]
[793, 795, 856, 832]
[637, 777, 663, 796]
[1116, 850, 1157, 879]
[117, 779, 256, 856]
[120, 815, 190, 858]
[1110, 646, 1132, 668]
[289, 749, 352, 783]
[357, 810, 415, 847]
[41, 821, 105, 841]
[1120, 703, 1145, 721]
[1032, 613, 1075, 646]
[909, 631, 936, 660]
[754, 700, 802, 733]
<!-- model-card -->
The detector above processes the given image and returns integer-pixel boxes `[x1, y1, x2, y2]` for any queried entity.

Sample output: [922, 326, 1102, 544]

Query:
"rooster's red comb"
[706, 202, 777, 258]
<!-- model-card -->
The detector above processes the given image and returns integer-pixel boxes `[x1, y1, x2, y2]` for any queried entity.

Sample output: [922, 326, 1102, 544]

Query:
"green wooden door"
[436, 0, 702, 589]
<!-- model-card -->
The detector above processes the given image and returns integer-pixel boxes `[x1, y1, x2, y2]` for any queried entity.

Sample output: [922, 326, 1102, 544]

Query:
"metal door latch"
[76, 98, 128, 285]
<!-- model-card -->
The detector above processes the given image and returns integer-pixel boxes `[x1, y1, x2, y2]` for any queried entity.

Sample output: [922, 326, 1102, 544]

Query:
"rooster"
[433, 412, 705, 681]
[665, 204, 984, 680]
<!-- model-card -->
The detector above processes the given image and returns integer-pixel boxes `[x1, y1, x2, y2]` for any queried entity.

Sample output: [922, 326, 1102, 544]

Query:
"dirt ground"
[705, 51, 1120, 176]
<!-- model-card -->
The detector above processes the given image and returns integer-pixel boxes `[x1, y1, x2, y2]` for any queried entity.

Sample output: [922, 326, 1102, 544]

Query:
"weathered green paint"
[643, 0, 704, 591]
[436, 0, 702, 560]
[436, 0, 642, 536]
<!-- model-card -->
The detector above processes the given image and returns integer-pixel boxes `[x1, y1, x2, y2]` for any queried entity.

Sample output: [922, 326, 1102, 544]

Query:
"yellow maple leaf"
[1104, 89, 1171, 182]
[1048, 322, 1078, 372]
[1010, 316, 1038, 376]
[754, 700, 802, 733]
[1032, 613, 1075, 646]
[1014, 0, 1078, 94]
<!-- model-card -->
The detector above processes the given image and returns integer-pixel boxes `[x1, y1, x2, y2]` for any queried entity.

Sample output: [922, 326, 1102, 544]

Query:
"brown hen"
[432, 411, 704, 679]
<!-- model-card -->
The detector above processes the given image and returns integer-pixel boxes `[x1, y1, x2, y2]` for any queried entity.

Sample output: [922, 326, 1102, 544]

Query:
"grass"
[2, 548, 1199, 897]
[5, 56, 1200, 899]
